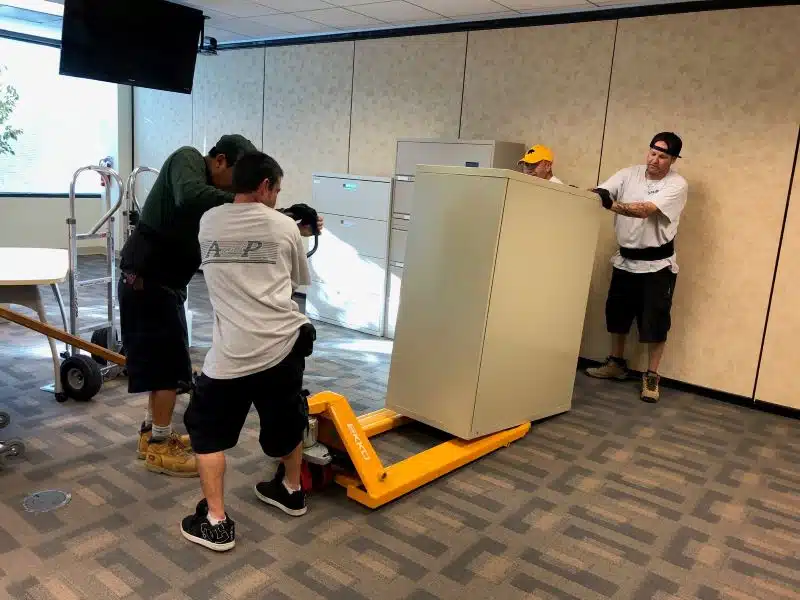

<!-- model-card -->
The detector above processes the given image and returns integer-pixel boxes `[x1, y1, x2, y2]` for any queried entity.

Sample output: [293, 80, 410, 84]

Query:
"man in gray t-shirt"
[585, 133, 688, 403]
[181, 151, 318, 552]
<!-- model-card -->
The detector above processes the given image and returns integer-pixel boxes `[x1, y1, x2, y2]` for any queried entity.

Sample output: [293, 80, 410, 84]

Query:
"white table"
[0, 248, 70, 396]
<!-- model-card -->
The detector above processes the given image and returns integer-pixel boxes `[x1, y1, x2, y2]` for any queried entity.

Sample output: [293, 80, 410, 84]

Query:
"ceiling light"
[0, 0, 64, 17]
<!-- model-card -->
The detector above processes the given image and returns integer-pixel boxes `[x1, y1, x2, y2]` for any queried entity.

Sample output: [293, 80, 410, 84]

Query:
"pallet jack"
[0, 300, 531, 508]
[0, 204, 531, 506]
[299, 392, 530, 509]
[281, 204, 531, 508]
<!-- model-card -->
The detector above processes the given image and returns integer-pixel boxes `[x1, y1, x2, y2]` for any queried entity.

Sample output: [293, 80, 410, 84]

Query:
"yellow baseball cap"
[519, 144, 554, 165]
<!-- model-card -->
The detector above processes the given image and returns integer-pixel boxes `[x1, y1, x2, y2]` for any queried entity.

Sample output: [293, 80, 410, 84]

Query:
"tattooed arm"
[609, 200, 659, 219]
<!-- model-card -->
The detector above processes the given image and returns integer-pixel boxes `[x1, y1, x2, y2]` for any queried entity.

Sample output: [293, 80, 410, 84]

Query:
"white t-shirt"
[198, 203, 311, 379]
[599, 165, 688, 274]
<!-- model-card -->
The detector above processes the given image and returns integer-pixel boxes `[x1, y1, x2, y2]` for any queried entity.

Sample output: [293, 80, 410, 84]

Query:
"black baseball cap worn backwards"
[650, 132, 682, 158]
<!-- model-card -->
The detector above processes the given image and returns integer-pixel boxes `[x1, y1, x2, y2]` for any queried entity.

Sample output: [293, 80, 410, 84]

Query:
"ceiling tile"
[257, 0, 333, 10]
[326, 0, 390, 5]
[348, 1, 443, 22]
[203, 25, 245, 42]
[183, 3, 232, 20]
[449, 10, 521, 20]
[409, 0, 510, 18]
[299, 7, 385, 27]
[187, 0, 281, 18]
[251, 12, 334, 33]
[501, 0, 593, 9]
[210, 15, 287, 35]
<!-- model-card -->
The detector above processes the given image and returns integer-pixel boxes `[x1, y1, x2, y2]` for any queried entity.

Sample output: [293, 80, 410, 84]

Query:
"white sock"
[144, 407, 153, 428]
[283, 478, 301, 493]
[151, 423, 172, 441]
[207, 513, 226, 526]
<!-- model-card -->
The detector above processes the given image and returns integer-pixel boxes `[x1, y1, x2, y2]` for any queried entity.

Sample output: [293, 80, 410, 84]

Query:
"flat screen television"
[59, 0, 204, 94]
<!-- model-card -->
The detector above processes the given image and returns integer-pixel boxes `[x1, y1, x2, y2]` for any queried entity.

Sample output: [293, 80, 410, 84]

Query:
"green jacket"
[120, 146, 234, 294]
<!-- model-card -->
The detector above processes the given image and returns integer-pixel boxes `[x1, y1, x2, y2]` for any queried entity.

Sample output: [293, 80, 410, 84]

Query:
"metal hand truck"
[56, 163, 168, 401]
[53, 158, 127, 401]
[122, 166, 159, 247]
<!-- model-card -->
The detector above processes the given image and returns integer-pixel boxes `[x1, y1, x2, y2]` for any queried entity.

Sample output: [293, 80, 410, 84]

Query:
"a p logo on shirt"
[200, 240, 280, 265]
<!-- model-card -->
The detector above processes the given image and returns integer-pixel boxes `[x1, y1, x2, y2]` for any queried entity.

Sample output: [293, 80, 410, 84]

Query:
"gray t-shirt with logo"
[199, 203, 311, 379]
[599, 165, 688, 274]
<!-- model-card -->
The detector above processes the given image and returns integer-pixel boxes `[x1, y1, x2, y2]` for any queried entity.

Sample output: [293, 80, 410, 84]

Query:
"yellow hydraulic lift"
[1, 305, 530, 508]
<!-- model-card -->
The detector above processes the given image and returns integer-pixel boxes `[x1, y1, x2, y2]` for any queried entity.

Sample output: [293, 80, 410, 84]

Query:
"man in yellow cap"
[518, 144, 563, 184]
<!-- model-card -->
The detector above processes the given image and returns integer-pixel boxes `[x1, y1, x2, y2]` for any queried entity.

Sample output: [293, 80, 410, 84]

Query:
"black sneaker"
[180, 498, 235, 552]
[254, 478, 307, 517]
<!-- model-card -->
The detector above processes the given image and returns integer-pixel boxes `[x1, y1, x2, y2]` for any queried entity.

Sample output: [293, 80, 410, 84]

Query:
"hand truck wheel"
[0, 438, 26, 463]
[0, 411, 9, 429]
[60, 355, 103, 402]
[90, 327, 121, 365]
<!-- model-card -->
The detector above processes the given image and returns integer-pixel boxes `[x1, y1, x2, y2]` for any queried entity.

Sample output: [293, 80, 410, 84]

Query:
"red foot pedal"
[300, 462, 314, 493]
[300, 462, 335, 494]
[310, 464, 334, 490]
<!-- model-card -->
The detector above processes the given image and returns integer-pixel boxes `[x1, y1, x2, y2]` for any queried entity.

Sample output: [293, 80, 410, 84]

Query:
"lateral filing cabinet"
[306, 173, 392, 336]
[387, 138, 527, 338]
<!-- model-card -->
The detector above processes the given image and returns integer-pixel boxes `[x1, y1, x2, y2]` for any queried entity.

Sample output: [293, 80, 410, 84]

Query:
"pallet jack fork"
[307, 391, 530, 509]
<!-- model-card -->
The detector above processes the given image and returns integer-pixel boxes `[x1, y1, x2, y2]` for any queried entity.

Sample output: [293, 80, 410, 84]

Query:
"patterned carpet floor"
[0, 257, 798, 600]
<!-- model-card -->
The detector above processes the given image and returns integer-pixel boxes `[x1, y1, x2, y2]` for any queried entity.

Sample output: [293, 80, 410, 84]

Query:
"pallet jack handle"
[0, 306, 126, 366]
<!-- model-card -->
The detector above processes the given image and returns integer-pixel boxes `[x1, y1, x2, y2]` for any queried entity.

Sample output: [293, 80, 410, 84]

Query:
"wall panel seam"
[457, 31, 469, 139]
[261, 47, 267, 150]
[596, 20, 619, 187]
[751, 124, 800, 401]
[347, 41, 356, 173]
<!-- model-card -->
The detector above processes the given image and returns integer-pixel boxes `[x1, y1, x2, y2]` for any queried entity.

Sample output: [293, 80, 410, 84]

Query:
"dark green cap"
[211, 134, 258, 165]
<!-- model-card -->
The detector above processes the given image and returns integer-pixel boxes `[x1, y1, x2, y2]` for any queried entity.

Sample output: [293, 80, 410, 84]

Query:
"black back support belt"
[619, 239, 675, 261]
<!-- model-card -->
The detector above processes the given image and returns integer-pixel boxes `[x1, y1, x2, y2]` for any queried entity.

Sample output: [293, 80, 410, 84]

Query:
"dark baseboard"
[576, 357, 798, 420]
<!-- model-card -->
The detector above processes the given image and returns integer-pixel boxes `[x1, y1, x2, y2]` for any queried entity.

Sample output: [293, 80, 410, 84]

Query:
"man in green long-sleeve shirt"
[121, 135, 323, 477]
[120, 135, 256, 477]
[119, 135, 262, 476]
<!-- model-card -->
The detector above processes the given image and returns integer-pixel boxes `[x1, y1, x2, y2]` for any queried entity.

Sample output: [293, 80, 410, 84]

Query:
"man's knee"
[185, 375, 248, 454]
[259, 427, 305, 459]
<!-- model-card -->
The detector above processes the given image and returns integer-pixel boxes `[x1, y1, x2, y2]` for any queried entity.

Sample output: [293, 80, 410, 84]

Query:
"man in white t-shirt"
[518, 144, 564, 184]
[180, 151, 315, 552]
[585, 132, 688, 403]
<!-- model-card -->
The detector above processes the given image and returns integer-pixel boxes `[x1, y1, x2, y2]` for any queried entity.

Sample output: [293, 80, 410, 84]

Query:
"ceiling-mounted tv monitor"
[59, 0, 204, 94]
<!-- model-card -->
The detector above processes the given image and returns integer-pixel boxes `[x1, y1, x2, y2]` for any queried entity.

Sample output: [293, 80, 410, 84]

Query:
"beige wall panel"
[756, 142, 800, 409]
[193, 49, 265, 154]
[261, 42, 354, 208]
[349, 33, 467, 177]
[460, 22, 616, 189]
[582, 7, 800, 396]
[133, 87, 192, 202]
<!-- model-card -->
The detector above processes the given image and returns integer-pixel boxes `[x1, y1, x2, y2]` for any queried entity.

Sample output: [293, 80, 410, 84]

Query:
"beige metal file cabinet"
[386, 166, 602, 440]
[387, 139, 526, 338]
[307, 173, 392, 336]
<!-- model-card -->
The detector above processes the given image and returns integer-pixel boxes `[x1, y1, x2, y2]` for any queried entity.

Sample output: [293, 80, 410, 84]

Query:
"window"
[0, 36, 118, 195]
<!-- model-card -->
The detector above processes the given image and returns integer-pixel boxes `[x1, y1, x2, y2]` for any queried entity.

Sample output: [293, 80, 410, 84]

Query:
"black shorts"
[118, 274, 192, 394]
[184, 323, 316, 458]
[605, 267, 677, 344]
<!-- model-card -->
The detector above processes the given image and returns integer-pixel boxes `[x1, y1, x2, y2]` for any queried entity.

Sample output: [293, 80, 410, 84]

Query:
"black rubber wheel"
[0, 411, 9, 429]
[90, 327, 119, 365]
[55, 392, 69, 403]
[3, 439, 25, 459]
[60, 355, 103, 402]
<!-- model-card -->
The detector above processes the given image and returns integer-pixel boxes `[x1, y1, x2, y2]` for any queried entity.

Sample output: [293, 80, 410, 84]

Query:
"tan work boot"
[137, 423, 191, 459]
[641, 371, 660, 403]
[144, 433, 199, 477]
[585, 356, 628, 380]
